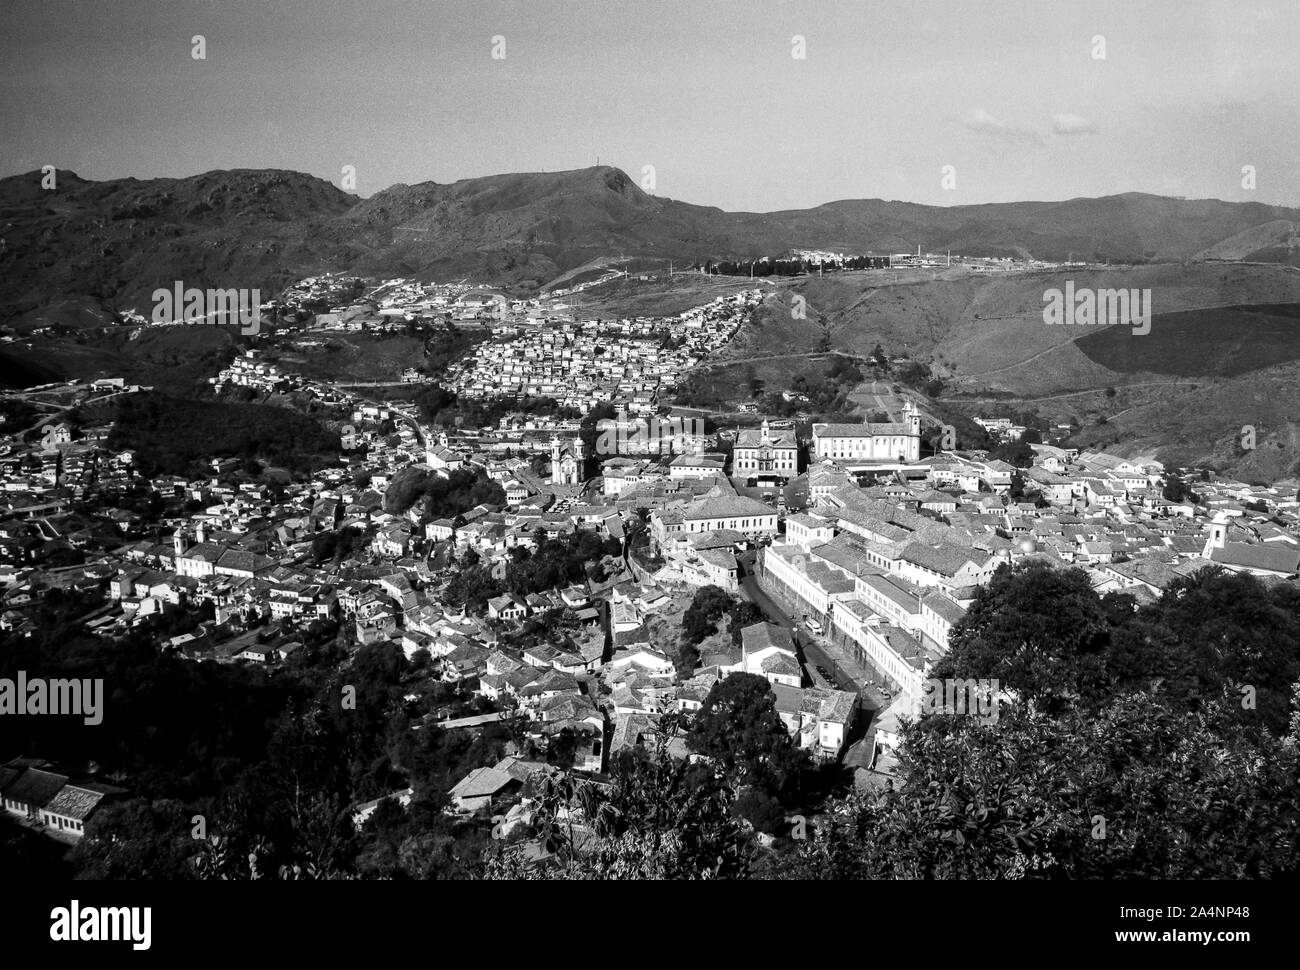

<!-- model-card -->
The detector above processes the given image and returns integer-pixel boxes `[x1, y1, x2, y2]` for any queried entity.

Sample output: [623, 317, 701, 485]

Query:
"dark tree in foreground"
[758, 695, 1300, 879]
[687, 674, 807, 799]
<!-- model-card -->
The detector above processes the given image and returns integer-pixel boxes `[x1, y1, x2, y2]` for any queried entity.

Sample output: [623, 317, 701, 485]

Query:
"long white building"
[812, 401, 921, 464]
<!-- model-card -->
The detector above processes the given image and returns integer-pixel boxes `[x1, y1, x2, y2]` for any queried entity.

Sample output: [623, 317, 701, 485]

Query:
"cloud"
[1051, 113, 1099, 135]
[959, 109, 1043, 144]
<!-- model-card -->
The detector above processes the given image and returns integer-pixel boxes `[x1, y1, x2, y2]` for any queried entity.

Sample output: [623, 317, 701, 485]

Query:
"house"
[770, 684, 859, 758]
[669, 453, 727, 481]
[738, 622, 802, 688]
[426, 446, 465, 473]
[488, 593, 528, 621]
[352, 788, 414, 829]
[1, 763, 68, 820]
[447, 764, 523, 813]
[785, 513, 836, 550]
[40, 782, 118, 840]
[659, 493, 778, 539]
[607, 646, 676, 679]
[426, 517, 457, 541]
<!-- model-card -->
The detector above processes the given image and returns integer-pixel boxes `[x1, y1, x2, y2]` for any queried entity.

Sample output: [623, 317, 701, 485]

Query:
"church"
[811, 401, 922, 465]
[550, 434, 585, 486]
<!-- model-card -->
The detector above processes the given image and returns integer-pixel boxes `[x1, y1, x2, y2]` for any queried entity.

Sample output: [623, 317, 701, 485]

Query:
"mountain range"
[2, 165, 1298, 326]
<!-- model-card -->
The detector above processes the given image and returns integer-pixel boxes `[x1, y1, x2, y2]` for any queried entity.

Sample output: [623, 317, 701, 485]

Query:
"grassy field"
[1076, 302, 1300, 377]
[273, 333, 427, 383]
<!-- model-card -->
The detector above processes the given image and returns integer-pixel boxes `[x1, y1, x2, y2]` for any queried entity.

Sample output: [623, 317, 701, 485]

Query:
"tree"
[1129, 566, 1300, 734]
[687, 674, 802, 790]
[681, 585, 736, 645]
[733, 788, 787, 835]
[72, 799, 203, 879]
[483, 740, 753, 880]
[728, 602, 765, 643]
[765, 694, 1300, 879]
[989, 439, 1035, 468]
[931, 563, 1112, 714]
[1162, 473, 1197, 504]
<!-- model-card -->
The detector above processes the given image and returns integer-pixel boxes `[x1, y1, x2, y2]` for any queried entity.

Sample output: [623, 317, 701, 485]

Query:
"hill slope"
[5, 166, 1300, 324]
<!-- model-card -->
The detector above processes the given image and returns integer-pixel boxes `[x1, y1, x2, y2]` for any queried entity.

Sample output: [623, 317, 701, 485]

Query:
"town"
[2, 265, 1297, 871]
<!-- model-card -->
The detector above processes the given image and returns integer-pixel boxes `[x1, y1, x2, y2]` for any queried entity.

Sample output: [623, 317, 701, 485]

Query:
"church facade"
[812, 401, 922, 464]
[550, 435, 585, 486]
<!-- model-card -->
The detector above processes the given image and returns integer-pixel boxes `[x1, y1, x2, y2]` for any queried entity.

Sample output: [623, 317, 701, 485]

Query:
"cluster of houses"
[749, 443, 1300, 732]
[445, 291, 761, 414]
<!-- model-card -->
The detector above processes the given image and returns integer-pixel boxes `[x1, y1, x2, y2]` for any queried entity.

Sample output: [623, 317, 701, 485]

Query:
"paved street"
[738, 555, 887, 710]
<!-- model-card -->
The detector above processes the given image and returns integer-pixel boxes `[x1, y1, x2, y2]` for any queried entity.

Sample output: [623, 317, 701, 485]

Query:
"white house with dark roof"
[40, 783, 112, 840]
[673, 494, 778, 537]
[737, 622, 802, 688]
[770, 683, 859, 758]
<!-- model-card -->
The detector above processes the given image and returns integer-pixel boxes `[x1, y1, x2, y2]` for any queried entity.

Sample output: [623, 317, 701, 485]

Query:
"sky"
[1, 0, 1297, 211]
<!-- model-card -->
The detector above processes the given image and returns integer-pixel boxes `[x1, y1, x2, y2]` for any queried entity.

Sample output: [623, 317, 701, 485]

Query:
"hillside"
[5, 165, 1300, 326]
[1194, 219, 1300, 262]
[0, 325, 247, 392]
[681, 259, 1300, 481]
[0, 168, 361, 327]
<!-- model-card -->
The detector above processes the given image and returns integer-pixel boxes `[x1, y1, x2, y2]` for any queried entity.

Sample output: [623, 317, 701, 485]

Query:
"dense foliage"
[382, 466, 505, 517]
[443, 528, 621, 613]
[5, 558, 1297, 881]
[107, 391, 340, 476]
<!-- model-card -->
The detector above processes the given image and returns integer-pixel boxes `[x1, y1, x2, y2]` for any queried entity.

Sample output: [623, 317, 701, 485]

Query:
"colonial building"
[550, 434, 584, 486]
[812, 401, 921, 464]
[653, 493, 779, 540]
[733, 418, 798, 484]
